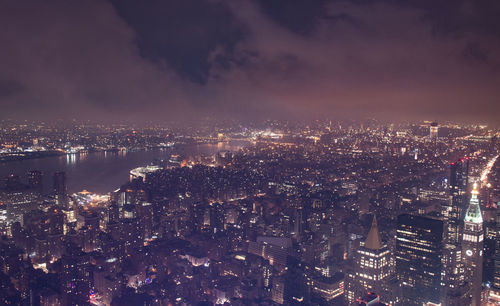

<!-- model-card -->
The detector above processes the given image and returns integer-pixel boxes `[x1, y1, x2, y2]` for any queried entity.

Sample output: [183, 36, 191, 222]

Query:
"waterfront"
[0, 141, 251, 194]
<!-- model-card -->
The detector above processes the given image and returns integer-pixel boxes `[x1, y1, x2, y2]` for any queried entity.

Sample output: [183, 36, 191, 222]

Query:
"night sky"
[1, 0, 499, 124]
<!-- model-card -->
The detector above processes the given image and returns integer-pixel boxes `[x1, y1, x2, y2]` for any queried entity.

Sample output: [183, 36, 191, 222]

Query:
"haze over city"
[1, 1, 500, 306]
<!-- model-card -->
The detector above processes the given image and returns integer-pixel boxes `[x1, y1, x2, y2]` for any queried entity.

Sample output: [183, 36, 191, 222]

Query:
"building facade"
[462, 184, 484, 306]
[396, 214, 443, 306]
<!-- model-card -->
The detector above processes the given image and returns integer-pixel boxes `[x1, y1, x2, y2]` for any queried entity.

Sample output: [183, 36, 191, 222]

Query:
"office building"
[53, 171, 68, 207]
[441, 158, 470, 304]
[345, 215, 394, 305]
[396, 214, 443, 306]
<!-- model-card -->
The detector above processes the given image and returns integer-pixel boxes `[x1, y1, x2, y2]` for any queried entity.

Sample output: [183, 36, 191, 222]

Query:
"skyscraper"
[53, 171, 66, 195]
[53, 171, 68, 207]
[429, 122, 438, 140]
[462, 183, 484, 306]
[441, 158, 469, 305]
[396, 214, 443, 306]
[491, 202, 500, 302]
[345, 215, 394, 305]
[446, 158, 469, 243]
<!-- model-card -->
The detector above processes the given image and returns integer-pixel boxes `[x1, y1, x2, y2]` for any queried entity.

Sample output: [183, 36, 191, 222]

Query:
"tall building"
[283, 256, 310, 304]
[445, 158, 469, 244]
[27, 170, 43, 193]
[53, 171, 66, 195]
[396, 214, 443, 306]
[494, 203, 500, 283]
[490, 203, 500, 302]
[429, 122, 438, 140]
[53, 171, 68, 207]
[462, 183, 484, 306]
[60, 243, 92, 305]
[345, 215, 394, 305]
[441, 158, 469, 305]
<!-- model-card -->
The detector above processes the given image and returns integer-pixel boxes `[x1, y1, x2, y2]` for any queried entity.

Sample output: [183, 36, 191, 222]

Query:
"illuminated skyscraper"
[396, 214, 443, 306]
[441, 159, 469, 305]
[445, 158, 469, 243]
[462, 184, 484, 306]
[429, 122, 438, 140]
[345, 215, 394, 305]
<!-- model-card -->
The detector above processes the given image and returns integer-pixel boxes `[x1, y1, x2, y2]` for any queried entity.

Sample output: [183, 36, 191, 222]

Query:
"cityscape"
[1, 1, 500, 306]
[0, 120, 499, 305]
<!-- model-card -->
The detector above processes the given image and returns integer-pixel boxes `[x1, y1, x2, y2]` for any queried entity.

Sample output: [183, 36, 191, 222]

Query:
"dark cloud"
[395, 0, 500, 38]
[462, 42, 489, 62]
[0, 0, 499, 124]
[256, 0, 329, 35]
[110, 0, 246, 84]
[0, 1, 190, 120]
[0, 80, 24, 98]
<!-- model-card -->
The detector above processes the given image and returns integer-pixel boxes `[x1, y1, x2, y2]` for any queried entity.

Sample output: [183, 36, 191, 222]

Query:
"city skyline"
[1, 1, 500, 305]
[0, 119, 499, 305]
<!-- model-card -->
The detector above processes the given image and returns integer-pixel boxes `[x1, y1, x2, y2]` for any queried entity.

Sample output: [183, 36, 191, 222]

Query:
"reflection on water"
[66, 154, 77, 165]
[0, 141, 251, 194]
[65, 151, 89, 165]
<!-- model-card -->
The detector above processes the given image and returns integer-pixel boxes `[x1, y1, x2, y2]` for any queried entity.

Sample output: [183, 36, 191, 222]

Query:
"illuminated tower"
[345, 215, 394, 305]
[462, 183, 484, 306]
[429, 122, 438, 140]
[446, 158, 469, 243]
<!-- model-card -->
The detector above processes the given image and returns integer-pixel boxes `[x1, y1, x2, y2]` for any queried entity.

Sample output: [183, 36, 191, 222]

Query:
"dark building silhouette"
[441, 158, 470, 304]
[53, 171, 68, 207]
[27, 170, 43, 193]
[396, 214, 443, 306]
[493, 204, 500, 289]
[60, 243, 92, 305]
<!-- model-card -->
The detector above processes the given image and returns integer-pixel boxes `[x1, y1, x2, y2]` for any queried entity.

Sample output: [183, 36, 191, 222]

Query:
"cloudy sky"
[1, 0, 499, 124]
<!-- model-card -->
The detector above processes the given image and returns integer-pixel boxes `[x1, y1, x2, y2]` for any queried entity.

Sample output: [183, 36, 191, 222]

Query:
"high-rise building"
[345, 215, 394, 305]
[47, 206, 65, 259]
[283, 256, 310, 304]
[429, 122, 438, 140]
[27, 170, 43, 193]
[396, 214, 443, 306]
[441, 158, 469, 305]
[462, 183, 484, 306]
[53, 171, 66, 195]
[53, 171, 68, 207]
[137, 202, 153, 241]
[60, 243, 92, 305]
[445, 158, 469, 243]
[490, 202, 500, 302]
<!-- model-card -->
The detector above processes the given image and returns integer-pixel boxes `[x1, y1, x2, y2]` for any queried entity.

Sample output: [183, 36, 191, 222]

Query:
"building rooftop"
[364, 215, 383, 250]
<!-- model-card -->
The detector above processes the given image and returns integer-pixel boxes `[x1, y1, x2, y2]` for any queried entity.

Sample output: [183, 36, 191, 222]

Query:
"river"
[0, 141, 251, 194]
